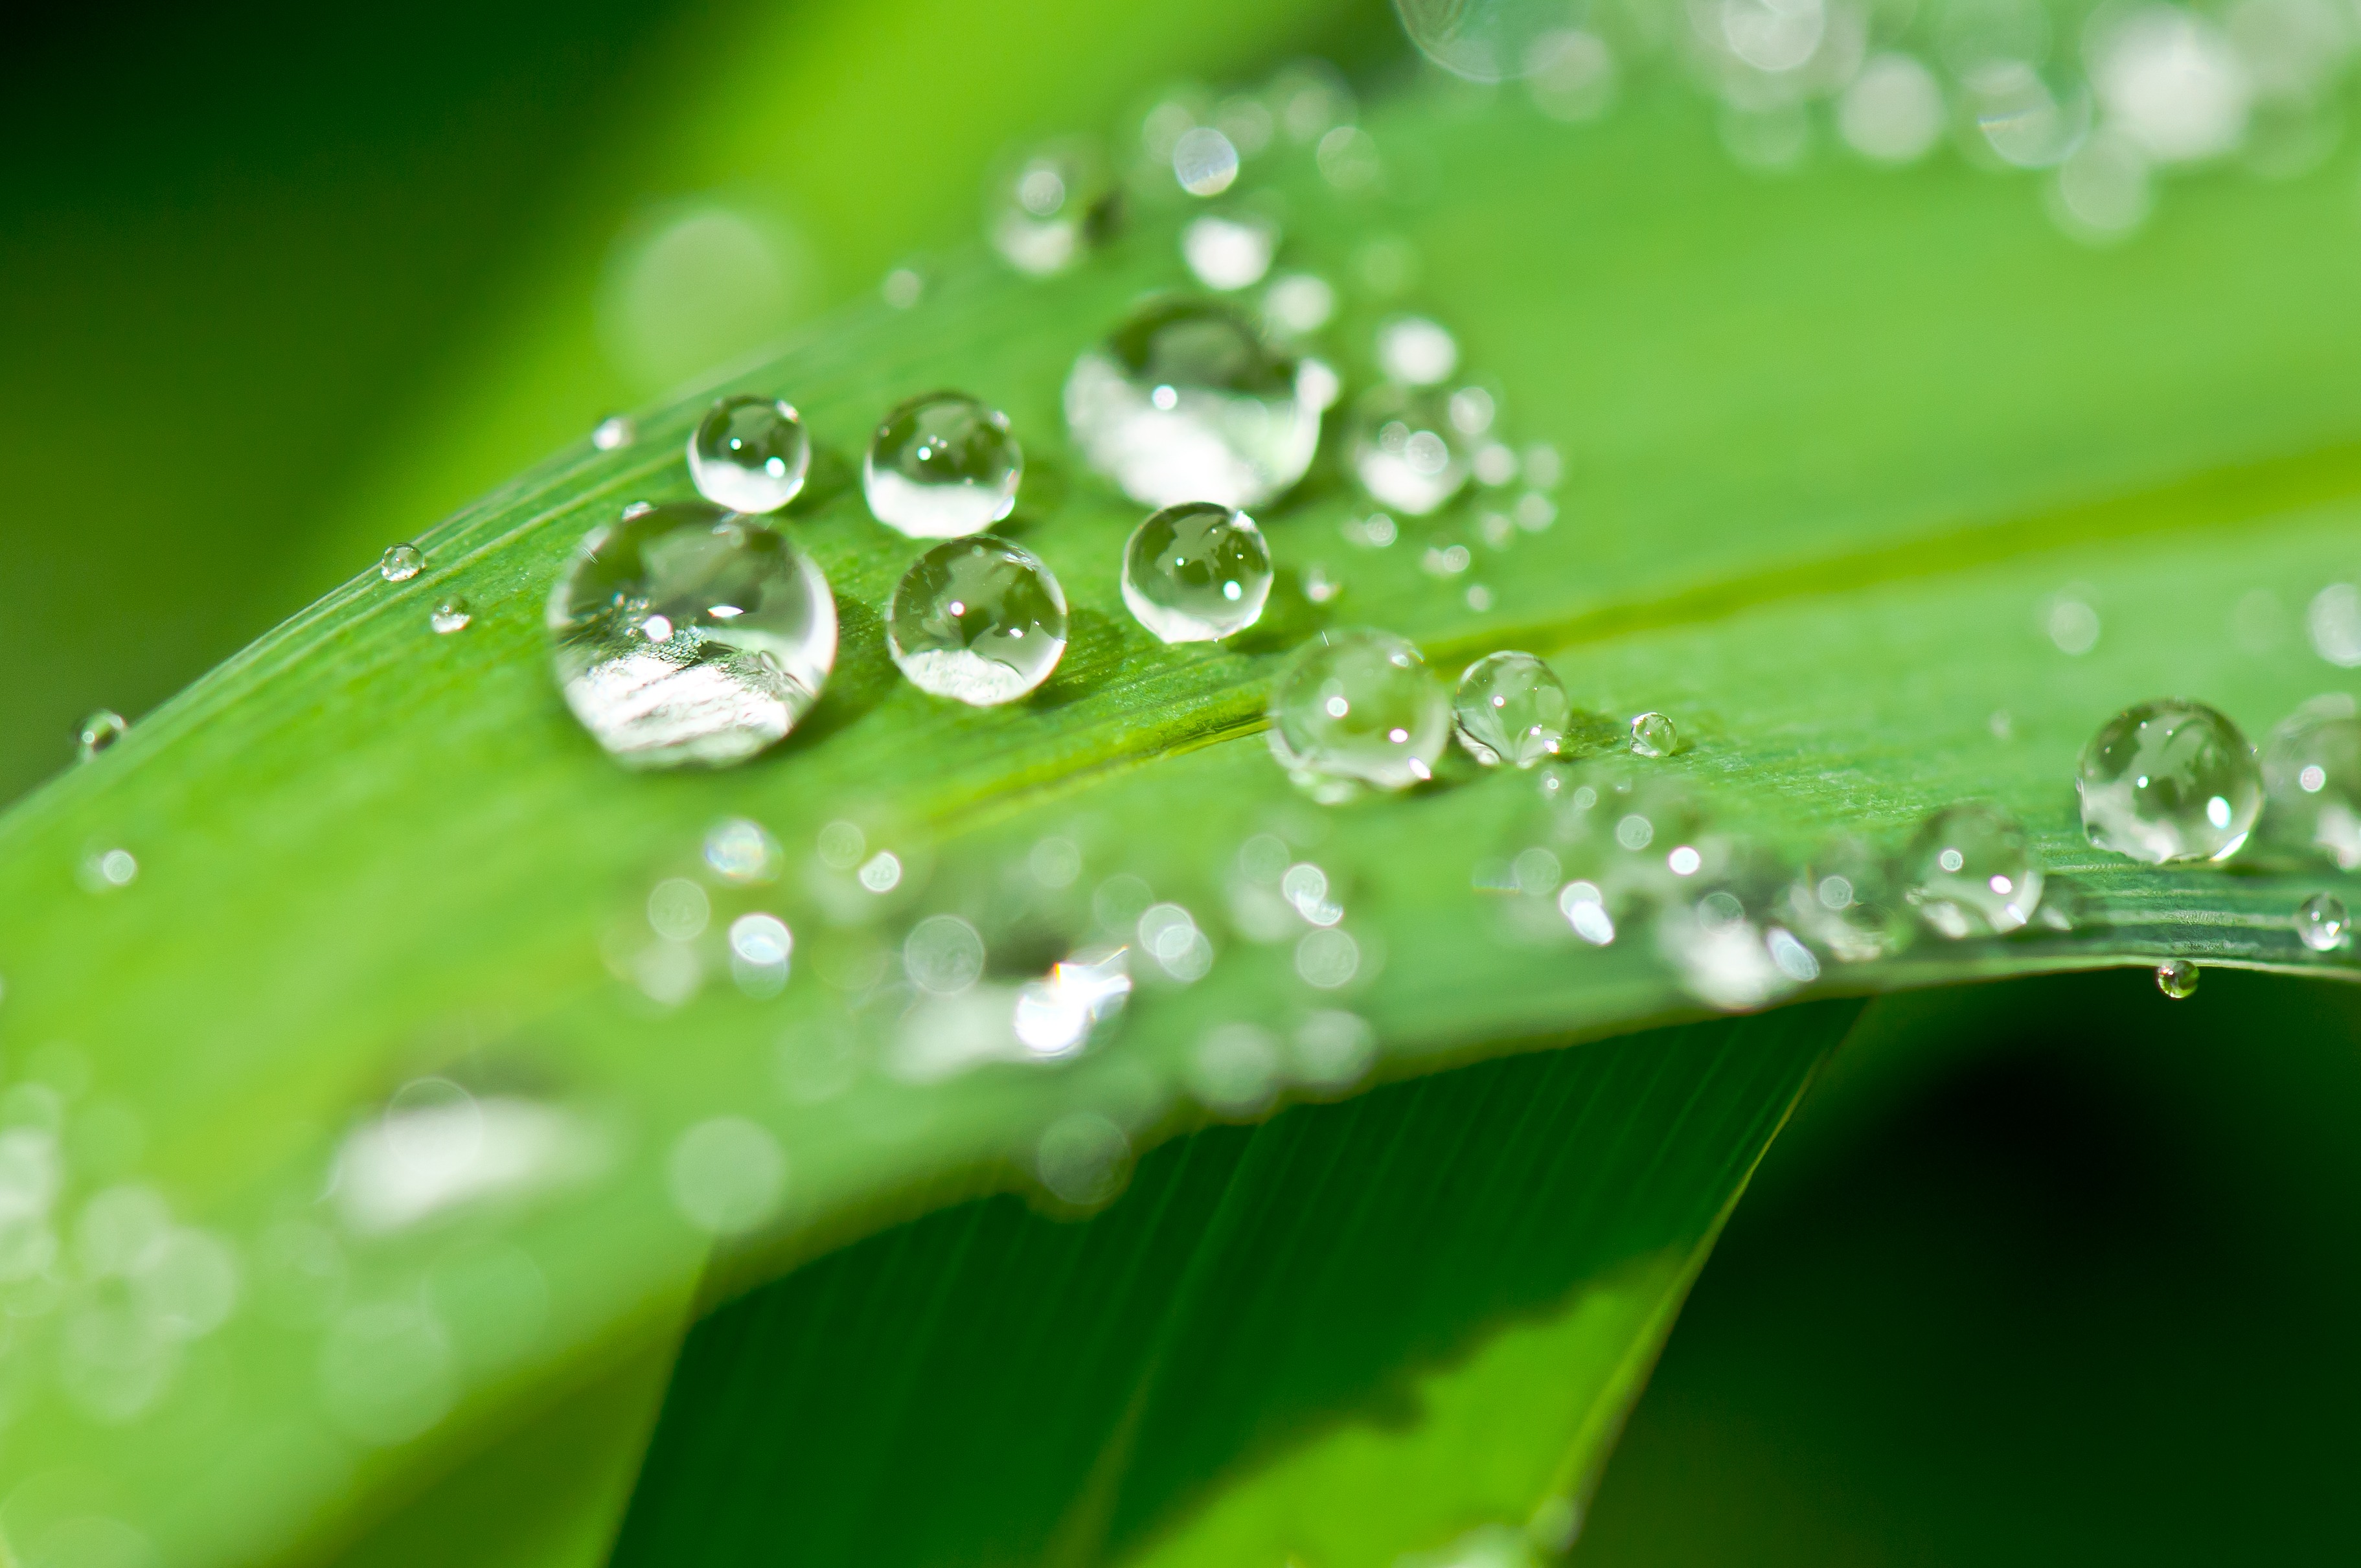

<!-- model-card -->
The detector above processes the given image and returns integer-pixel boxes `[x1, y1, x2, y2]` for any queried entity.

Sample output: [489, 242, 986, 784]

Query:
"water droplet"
[1349, 384, 1473, 516]
[1900, 802, 2044, 937]
[2263, 694, 2361, 869]
[1375, 316, 1459, 386]
[591, 415, 636, 451]
[1453, 652, 1572, 768]
[2045, 593, 2101, 654]
[378, 544, 424, 583]
[1036, 1111, 1130, 1208]
[1183, 212, 1279, 291]
[1064, 296, 1324, 508]
[2155, 958, 2200, 999]
[904, 914, 986, 994]
[881, 267, 924, 308]
[1264, 271, 1336, 334]
[1029, 836, 1082, 888]
[1295, 926, 1363, 988]
[1629, 712, 1678, 758]
[647, 878, 711, 942]
[2090, 8, 2250, 165]
[991, 140, 1113, 277]
[668, 1117, 786, 1234]
[1785, 838, 1912, 962]
[1267, 628, 1449, 800]
[1012, 947, 1130, 1058]
[728, 913, 793, 996]
[1121, 503, 1273, 643]
[2077, 698, 2262, 864]
[549, 502, 836, 767]
[687, 394, 810, 514]
[1840, 52, 1946, 163]
[1660, 895, 1800, 1012]
[81, 848, 138, 891]
[887, 536, 1068, 705]
[2298, 891, 2350, 951]
[704, 817, 781, 884]
[2310, 583, 2361, 666]
[863, 392, 1023, 539]
[1397, 0, 1598, 80]
[77, 710, 127, 761]
[1173, 125, 1240, 195]
[430, 597, 472, 635]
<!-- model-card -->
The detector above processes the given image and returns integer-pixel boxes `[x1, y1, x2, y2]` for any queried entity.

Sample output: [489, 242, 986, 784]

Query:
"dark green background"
[10, 1, 2356, 1560]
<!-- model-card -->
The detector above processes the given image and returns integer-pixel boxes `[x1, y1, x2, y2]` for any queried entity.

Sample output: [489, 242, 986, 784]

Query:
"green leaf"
[0, 59, 2355, 1568]
[615, 1005, 1852, 1568]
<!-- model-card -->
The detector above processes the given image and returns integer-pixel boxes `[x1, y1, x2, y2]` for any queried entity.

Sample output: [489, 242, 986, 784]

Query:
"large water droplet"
[1900, 802, 2044, 937]
[1121, 503, 1273, 643]
[2297, 891, 2350, 951]
[2263, 694, 2361, 869]
[1349, 383, 1473, 515]
[863, 392, 1023, 539]
[77, 710, 127, 762]
[1452, 651, 1571, 767]
[378, 544, 424, 584]
[688, 395, 810, 514]
[990, 140, 1114, 277]
[547, 501, 836, 768]
[2076, 698, 2262, 863]
[2155, 958, 2200, 999]
[1267, 628, 1449, 800]
[1784, 837, 1913, 962]
[887, 536, 1068, 705]
[1064, 297, 1325, 508]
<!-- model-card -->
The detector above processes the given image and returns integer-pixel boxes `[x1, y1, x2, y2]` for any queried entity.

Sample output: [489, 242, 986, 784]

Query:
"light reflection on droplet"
[1012, 948, 1132, 1058]
[705, 818, 781, 885]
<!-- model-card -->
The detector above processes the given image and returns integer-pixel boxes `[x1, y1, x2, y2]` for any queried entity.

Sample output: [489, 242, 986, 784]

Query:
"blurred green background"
[10, 0, 2361, 1559]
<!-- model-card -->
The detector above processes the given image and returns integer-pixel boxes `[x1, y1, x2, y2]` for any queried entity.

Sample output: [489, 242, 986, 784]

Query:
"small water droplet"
[862, 392, 1022, 539]
[668, 1117, 786, 1234]
[991, 140, 1113, 277]
[2045, 593, 2101, 654]
[887, 536, 1068, 705]
[1349, 384, 1474, 516]
[1121, 503, 1273, 643]
[591, 415, 636, 451]
[1264, 271, 1336, 334]
[1452, 651, 1572, 768]
[1375, 316, 1459, 386]
[2263, 694, 2361, 869]
[429, 596, 472, 634]
[2310, 583, 2361, 666]
[1065, 296, 1323, 508]
[881, 266, 924, 308]
[2298, 891, 2350, 951]
[728, 913, 793, 996]
[81, 847, 139, 891]
[688, 395, 810, 514]
[378, 544, 424, 584]
[1012, 947, 1131, 1058]
[77, 710, 127, 761]
[1173, 125, 1241, 195]
[704, 817, 781, 884]
[1901, 802, 2044, 937]
[859, 850, 904, 893]
[1183, 212, 1279, 291]
[2077, 698, 2262, 864]
[549, 502, 836, 767]
[1629, 711, 1678, 758]
[2155, 958, 2200, 999]
[1268, 628, 1448, 801]
[1036, 1111, 1130, 1208]
[1785, 837, 1911, 962]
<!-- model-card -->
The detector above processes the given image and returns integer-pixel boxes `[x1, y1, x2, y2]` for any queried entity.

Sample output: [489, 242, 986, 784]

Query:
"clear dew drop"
[990, 139, 1113, 277]
[1121, 502, 1273, 643]
[1900, 802, 2044, 937]
[430, 597, 472, 635]
[591, 415, 636, 451]
[2076, 698, 2262, 864]
[378, 544, 424, 584]
[863, 392, 1023, 539]
[2155, 958, 2200, 999]
[1375, 315, 1459, 386]
[1630, 711, 1679, 758]
[2263, 695, 2361, 869]
[1064, 296, 1326, 508]
[1452, 651, 1572, 768]
[1348, 383, 1474, 516]
[1183, 212, 1279, 291]
[1785, 836, 1913, 962]
[887, 535, 1068, 705]
[1172, 125, 1241, 196]
[1267, 628, 1450, 801]
[77, 710, 127, 762]
[547, 501, 837, 769]
[687, 394, 810, 514]
[2298, 891, 2351, 951]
